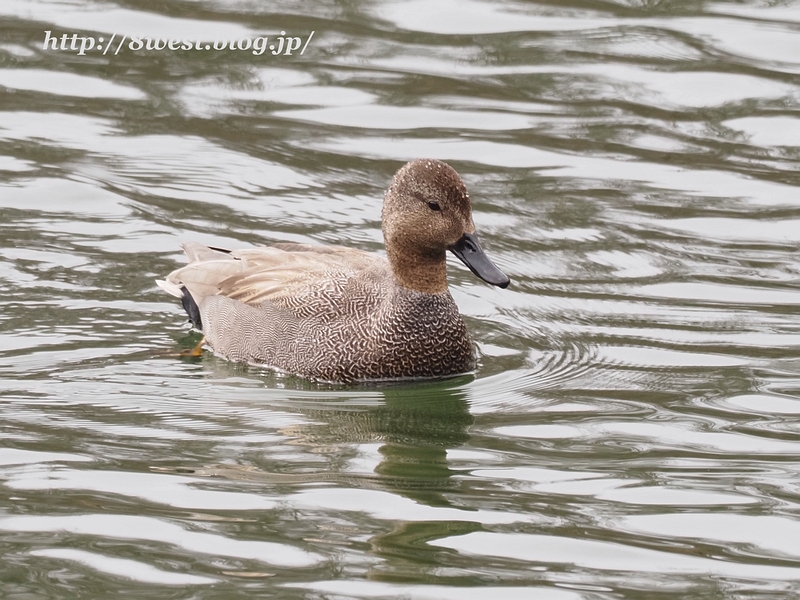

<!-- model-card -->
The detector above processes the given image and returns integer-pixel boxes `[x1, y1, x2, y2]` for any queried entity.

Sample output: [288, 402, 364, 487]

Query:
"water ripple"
[2, 0, 800, 596]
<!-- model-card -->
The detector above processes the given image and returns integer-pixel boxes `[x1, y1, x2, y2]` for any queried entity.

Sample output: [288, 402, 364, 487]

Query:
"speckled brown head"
[381, 159, 510, 294]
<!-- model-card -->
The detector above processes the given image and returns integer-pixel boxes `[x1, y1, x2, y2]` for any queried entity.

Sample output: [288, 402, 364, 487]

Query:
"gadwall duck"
[158, 159, 509, 383]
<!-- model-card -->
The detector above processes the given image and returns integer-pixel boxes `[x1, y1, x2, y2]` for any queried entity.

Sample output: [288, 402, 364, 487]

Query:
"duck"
[157, 159, 509, 383]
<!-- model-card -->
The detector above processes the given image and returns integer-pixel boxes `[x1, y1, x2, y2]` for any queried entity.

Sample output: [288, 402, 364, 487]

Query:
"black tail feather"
[180, 287, 203, 330]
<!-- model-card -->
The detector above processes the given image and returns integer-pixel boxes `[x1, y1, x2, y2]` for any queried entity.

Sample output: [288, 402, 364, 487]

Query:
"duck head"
[382, 159, 510, 294]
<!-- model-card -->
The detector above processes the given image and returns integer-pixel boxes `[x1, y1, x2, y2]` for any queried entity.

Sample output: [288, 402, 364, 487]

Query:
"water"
[1, 0, 800, 597]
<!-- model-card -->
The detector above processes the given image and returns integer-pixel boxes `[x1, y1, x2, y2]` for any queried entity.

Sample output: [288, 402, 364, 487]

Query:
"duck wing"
[161, 242, 388, 316]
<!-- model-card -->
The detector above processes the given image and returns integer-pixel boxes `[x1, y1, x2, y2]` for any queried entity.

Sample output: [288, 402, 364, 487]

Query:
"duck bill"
[450, 232, 510, 288]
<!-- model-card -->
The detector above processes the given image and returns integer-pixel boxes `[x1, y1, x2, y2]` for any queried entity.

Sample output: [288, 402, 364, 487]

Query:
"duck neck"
[386, 245, 449, 295]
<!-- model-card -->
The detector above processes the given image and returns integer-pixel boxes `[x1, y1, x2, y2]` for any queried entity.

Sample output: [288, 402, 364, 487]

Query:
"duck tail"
[156, 279, 203, 330]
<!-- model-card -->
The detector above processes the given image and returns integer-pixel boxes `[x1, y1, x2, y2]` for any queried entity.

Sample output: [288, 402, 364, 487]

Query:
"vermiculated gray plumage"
[158, 159, 509, 383]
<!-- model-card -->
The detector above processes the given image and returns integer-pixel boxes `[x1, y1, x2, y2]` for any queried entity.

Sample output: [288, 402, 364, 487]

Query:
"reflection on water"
[284, 383, 473, 508]
[2, 0, 800, 597]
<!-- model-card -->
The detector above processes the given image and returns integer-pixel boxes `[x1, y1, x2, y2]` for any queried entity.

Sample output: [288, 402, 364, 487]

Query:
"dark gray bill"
[450, 232, 510, 288]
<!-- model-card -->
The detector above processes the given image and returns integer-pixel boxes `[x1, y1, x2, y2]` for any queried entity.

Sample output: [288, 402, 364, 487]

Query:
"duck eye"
[427, 201, 441, 211]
